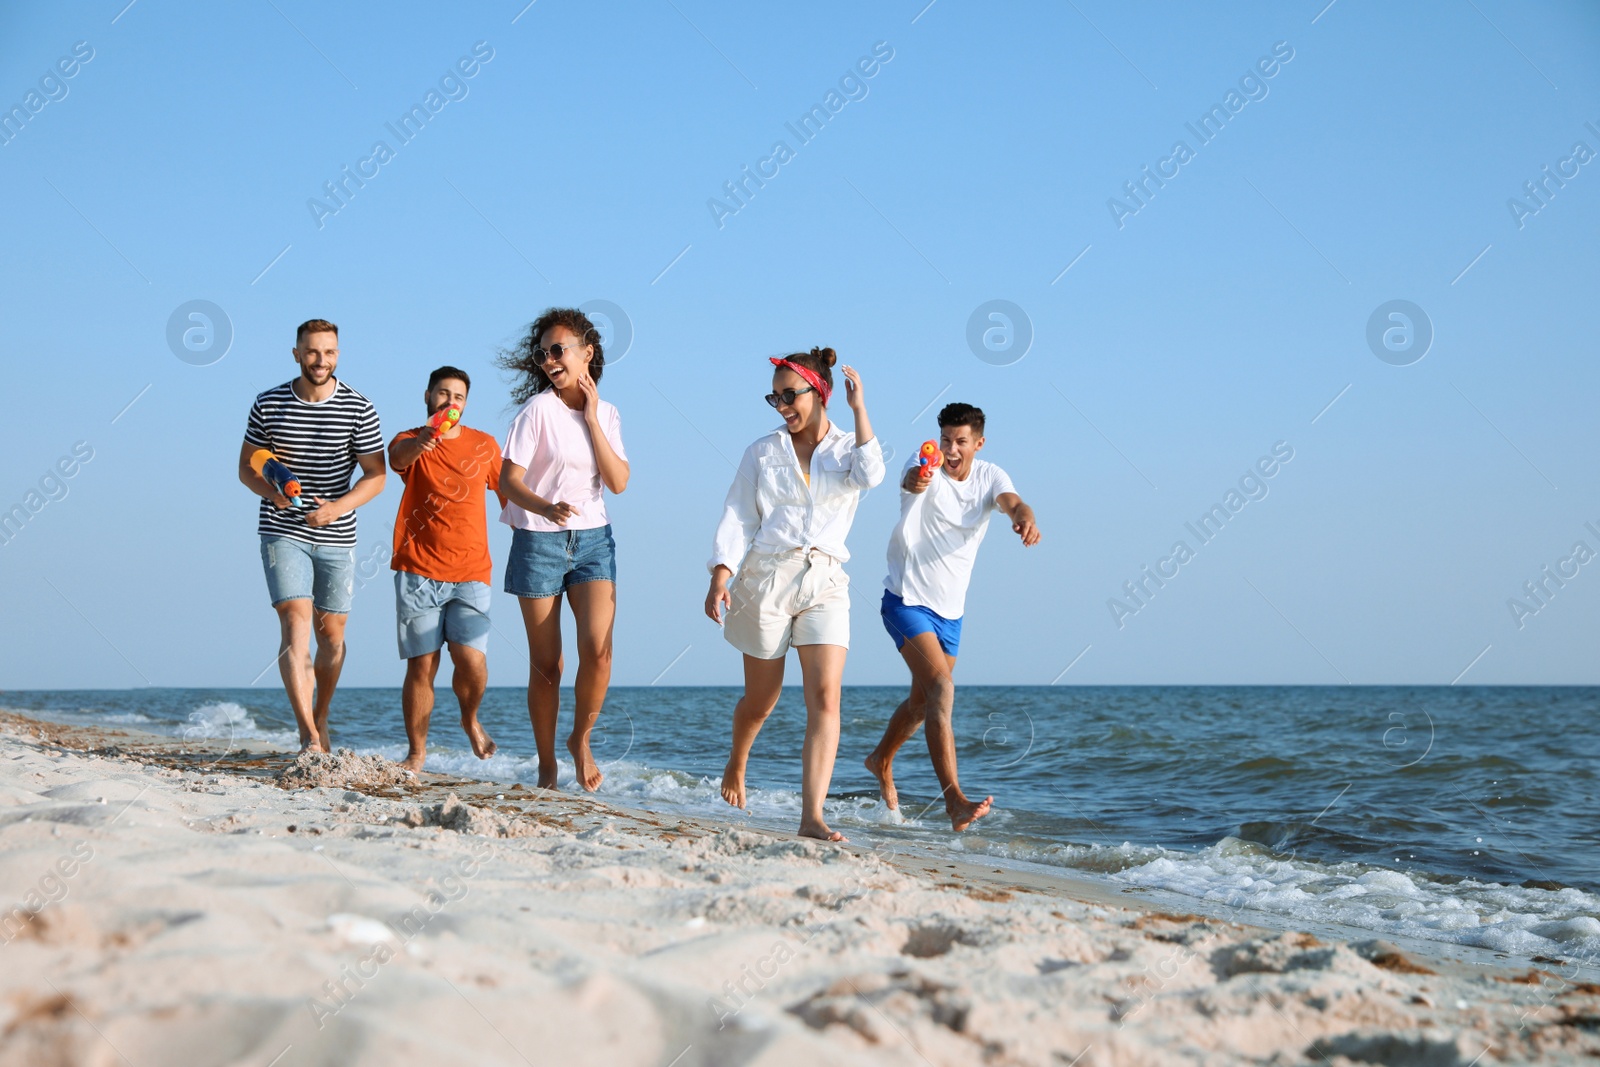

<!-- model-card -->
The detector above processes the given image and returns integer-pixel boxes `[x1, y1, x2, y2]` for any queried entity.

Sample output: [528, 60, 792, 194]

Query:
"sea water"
[6, 685, 1596, 963]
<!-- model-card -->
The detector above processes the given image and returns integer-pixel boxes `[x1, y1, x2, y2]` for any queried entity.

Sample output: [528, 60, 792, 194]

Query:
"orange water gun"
[917, 440, 944, 479]
[427, 402, 462, 438]
[250, 449, 307, 506]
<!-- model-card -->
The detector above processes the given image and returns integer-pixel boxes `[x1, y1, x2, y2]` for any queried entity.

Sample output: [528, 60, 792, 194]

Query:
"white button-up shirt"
[708, 423, 886, 573]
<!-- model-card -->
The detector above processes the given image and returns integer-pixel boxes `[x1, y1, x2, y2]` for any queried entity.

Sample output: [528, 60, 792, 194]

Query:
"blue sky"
[1, 0, 1596, 689]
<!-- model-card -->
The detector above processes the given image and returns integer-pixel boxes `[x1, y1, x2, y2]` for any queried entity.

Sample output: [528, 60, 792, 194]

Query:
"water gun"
[426, 402, 462, 438]
[917, 440, 944, 479]
[250, 449, 308, 506]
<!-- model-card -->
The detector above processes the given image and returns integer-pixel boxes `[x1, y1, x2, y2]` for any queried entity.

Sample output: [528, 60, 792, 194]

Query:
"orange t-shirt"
[390, 426, 504, 585]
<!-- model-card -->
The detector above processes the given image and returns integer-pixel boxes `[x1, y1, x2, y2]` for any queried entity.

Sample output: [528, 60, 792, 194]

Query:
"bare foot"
[864, 750, 898, 810]
[798, 819, 847, 843]
[298, 739, 328, 755]
[398, 752, 426, 773]
[566, 734, 604, 792]
[720, 760, 746, 809]
[949, 795, 993, 832]
[536, 762, 560, 790]
[462, 718, 497, 760]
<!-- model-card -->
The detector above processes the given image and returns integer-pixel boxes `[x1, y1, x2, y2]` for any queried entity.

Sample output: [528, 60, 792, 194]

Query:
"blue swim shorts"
[394, 571, 492, 659]
[880, 589, 962, 657]
[504, 525, 617, 599]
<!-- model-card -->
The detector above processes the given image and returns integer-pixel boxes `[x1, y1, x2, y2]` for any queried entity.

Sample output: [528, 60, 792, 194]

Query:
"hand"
[541, 500, 580, 526]
[1013, 515, 1041, 546]
[267, 490, 293, 510]
[903, 467, 930, 495]
[705, 572, 732, 624]
[305, 497, 340, 528]
[841, 365, 865, 411]
[418, 430, 441, 452]
[577, 373, 600, 421]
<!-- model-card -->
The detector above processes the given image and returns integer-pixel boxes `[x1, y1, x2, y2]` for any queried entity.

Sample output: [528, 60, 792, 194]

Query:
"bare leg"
[518, 594, 564, 789]
[865, 688, 927, 811]
[310, 609, 348, 750]
[273, 600, 320, 752]
[565, 580, 615, 792]
[448, 644, 495, 759]
[721, 654, 785, 809]
[796, 643, 847, 842]
[898, 632, 989, 831]
[398, 651, 441, 771]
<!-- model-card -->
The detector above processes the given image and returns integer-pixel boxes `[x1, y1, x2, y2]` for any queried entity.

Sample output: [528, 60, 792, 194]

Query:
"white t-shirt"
[499, 390, 627, 532]
[884, 458, 1014, 620]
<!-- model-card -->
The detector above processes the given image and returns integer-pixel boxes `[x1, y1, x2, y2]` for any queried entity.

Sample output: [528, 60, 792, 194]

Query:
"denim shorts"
[394, 571, 491, 659]
[261, 536, 355, 614]
[504, 524, 616, 599]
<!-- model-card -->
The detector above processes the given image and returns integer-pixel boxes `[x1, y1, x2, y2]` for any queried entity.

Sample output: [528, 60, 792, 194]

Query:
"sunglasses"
[764, 386, 814, 409]
[533, 341, 589, 366]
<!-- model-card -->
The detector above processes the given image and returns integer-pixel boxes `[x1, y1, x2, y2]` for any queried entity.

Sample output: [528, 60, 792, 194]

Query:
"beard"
[301, 364, 332, 383]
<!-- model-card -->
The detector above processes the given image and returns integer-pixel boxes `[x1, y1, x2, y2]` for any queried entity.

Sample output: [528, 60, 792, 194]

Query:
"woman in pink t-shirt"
[497, 307, 629, 792]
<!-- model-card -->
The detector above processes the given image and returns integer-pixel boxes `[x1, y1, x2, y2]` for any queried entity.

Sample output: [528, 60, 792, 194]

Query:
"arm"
[389, 429, 437, 472]
[705, 447, 762, 623]
[237, 440, 290, 508]
[995, 492, 1041, 546]
[578, 376, 629, 493]
[306, 451, 387, 528]
[705, 563, 736, 624]
[842, 364, 873, 446]
[588, 416, 629, 493]
[901, 464, 930, 495]
[500, 458, 579, 526]
[486, 449, 508, 510]
[840, 365, 885, 489]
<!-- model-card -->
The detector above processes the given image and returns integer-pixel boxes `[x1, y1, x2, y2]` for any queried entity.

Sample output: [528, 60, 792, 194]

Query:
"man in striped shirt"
[238, 319, 386, 753]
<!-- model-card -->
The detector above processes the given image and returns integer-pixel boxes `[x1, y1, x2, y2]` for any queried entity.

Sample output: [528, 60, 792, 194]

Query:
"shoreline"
[3, 710, 1597, 1064]
[5, 705, 1591, 979]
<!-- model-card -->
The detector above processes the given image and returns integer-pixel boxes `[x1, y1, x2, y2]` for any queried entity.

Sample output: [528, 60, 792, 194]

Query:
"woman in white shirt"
[704, 347, 884, 841]
[498, 308, 629, 794]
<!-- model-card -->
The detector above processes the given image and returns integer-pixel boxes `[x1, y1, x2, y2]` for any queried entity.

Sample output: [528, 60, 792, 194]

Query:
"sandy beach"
[1, 710, 1595, 1067]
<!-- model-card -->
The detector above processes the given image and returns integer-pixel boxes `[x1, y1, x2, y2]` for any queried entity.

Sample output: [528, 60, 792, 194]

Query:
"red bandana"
[769, 357, 831, 405]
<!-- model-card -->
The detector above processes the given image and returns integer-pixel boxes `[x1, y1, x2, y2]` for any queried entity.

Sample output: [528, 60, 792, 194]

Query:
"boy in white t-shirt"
[865, 402, 1041, 831]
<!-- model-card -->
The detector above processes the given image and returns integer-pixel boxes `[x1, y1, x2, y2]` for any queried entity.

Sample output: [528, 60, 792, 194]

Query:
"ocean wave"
[995, 834, 1600, 959]
[99, 712, 154, 725]
[175, 702, 298, 745]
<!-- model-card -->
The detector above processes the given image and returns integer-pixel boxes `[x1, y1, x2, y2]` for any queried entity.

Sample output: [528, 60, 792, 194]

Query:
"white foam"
[1101, 836, 1600, 959]
[359, 745, 905, 832]
[342, 740, 1600, 962]
[100, 712, 154, 724]
[11, 702, 297, 746]
[177, 702, 297, 745]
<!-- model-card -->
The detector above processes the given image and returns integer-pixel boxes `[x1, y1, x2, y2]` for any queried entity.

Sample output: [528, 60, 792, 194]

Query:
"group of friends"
[237, 309, 1041, 841]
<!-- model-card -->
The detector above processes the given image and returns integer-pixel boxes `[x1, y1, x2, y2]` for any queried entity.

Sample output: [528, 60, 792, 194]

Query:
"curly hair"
[498, 307, 604, 405]
[776, 346, 836, 402]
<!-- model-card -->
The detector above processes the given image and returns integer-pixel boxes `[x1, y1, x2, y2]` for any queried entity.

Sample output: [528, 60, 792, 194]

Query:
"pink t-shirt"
[499, 390, 627, 532]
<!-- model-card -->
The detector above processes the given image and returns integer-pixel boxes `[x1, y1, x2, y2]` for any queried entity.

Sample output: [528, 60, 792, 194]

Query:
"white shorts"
[724, 549, 850, 660]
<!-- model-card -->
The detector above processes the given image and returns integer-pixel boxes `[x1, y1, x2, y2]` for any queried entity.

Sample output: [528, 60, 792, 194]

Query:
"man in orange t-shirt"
[388, 366, 506, 772]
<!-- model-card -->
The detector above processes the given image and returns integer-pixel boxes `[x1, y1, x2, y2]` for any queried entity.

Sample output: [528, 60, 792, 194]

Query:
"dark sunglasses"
[764, 385, 814, 409]
[533, 341, 588, 366]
